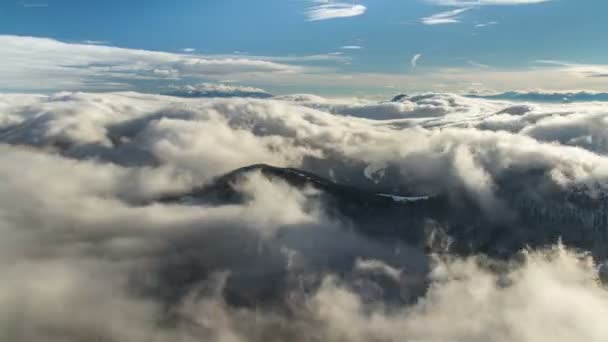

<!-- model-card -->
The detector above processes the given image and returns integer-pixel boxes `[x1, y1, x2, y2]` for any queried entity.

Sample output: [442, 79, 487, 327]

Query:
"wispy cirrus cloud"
[475, 21, 499, 28]
[306, 1, 367, 21]
[17, 1, 48, 8]
[81, 40, 111, 45]
[421, 8, 470, 25]
[422, 0, 549, 25]
[411, 54, 422, 68]
[468, 60, 491, 68]
[427, 0, 550, 5]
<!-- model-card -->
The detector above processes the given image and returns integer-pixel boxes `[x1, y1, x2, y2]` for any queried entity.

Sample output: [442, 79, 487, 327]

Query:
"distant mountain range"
[467, 91, 608, 103]
[163, 84, 273, 99]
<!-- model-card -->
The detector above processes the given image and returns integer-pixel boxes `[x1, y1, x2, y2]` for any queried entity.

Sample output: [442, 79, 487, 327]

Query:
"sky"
[1, 0, 608, 96]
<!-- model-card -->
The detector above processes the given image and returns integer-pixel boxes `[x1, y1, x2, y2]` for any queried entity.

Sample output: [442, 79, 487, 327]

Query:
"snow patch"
[377, 193, 430, 203]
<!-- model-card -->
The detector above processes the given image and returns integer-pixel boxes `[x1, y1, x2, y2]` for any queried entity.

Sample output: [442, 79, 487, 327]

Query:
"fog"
[1, 91, 607, 341]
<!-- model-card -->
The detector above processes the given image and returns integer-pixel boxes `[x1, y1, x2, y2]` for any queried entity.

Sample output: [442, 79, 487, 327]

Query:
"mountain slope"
[157, 164, 608, 259]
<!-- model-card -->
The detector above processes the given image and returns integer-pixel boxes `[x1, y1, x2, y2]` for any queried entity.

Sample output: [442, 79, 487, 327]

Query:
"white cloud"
[5, 90, 608, 204]
[17, 1, 48, 8]
[422, 0, 548, 26]
[81, 40, 110, 45]
[428, 0, 551, 5]
[3, 36, 608, 103]
[535, 60, 608, 78]
[1, 91, 608, 340]
[341, 45, 363, 49]
[468, 60, 491, 68]
[310, 247, 608, 342]
[0, 35, 302, 92]
[306, 1, 367, 21]
[0, 93, 608, 342]
[226, 65, 608, 95]
[475, 20, 499, 27]
[181, 48, 196, 53]
[411, 53, 422, 68]
[166, 83, 272, 98]
[421, 7, 470, 25]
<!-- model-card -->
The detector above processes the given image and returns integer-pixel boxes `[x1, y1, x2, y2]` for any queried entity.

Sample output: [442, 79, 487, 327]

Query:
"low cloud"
[4, 91, 608, 220]
[1, 91, 608, 340]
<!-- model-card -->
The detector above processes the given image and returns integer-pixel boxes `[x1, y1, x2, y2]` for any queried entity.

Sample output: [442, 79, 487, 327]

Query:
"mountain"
[391, 94, 409, 102]
[158, 164, 608, 260]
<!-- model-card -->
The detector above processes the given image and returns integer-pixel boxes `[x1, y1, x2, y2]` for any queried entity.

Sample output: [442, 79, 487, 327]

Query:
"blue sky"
[1, 0, 607, 95]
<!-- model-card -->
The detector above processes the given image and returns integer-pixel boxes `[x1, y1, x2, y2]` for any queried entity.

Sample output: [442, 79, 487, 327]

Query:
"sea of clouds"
[1, 90, 608, 341]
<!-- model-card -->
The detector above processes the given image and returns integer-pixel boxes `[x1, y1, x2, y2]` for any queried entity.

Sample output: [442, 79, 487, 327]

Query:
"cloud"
[468, 60, 491, 68]
[17, 1, 48, 8]
[422, 0, 547, 25]
[1, 90, 608, 340]
[164, 83, 272, 98]
[3, 35, 608, 95]
[306, 1, 367, 21]
[4, 90, 608, 219]
[0, 35, 302, 92]
[411, 53, 422, 68]
[237, 65, 608, 95]
[181, 48, 196, 53]
[469, 90, 608, 102]
[340, 45, 363, 49]
[427, 0, 551, 5]
[305, 246, 608, 342]
[421, 7, 470, 25]
[80, 40, 111, 45]
[535, 60, 608, 79]
[475, 20, 499, 28]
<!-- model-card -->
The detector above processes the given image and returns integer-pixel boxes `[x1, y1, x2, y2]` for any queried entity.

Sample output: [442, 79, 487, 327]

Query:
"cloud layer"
[0, 35, 301, 92]
[1, 90, 608, 340]
[3, 35, 608, 94]
[164, 83, 273, 98]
